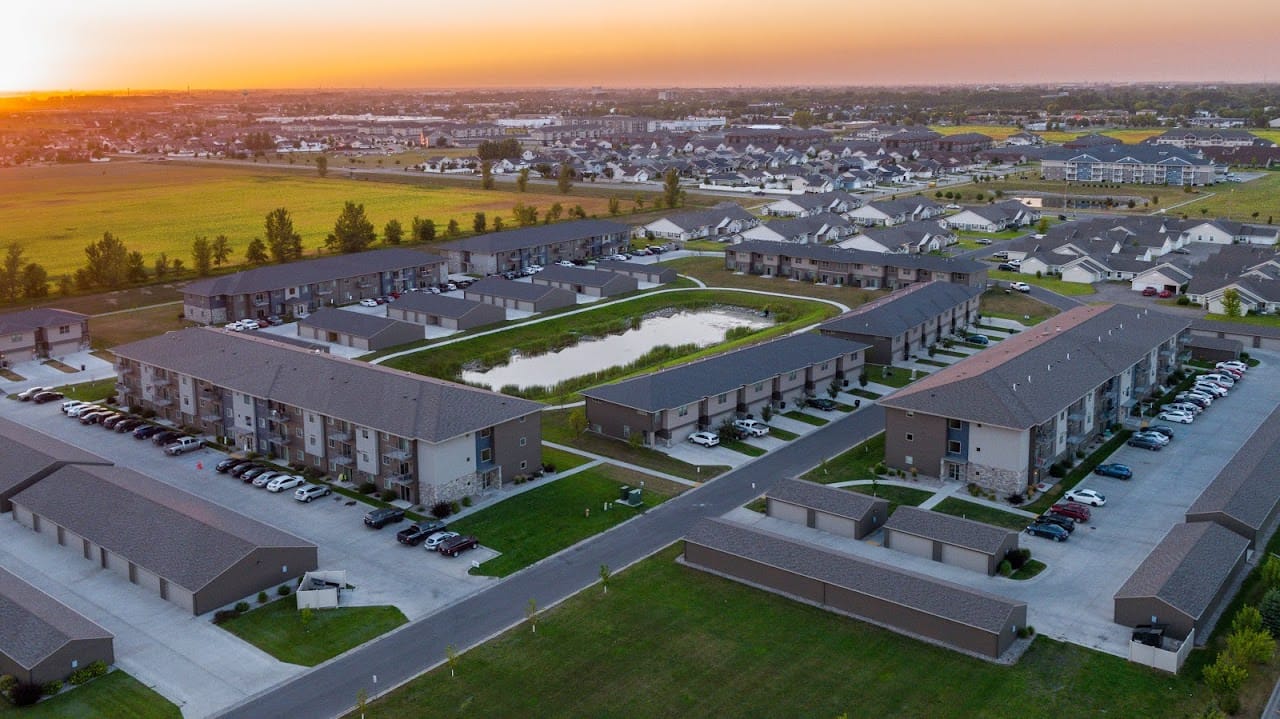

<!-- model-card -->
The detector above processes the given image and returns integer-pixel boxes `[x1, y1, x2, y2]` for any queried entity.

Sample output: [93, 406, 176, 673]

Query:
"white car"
[1158, 411, 1194, 424]
[294, 484, 332, 503]
[732, 419, 769, 438]
[266, 474, 306, 493]
[1162, 402, 1202, 415]
[524, 264, 543, 274]
[423, 531, 460, 551]
[17, 386, 53, 401]
[1134, 430, 1170, 445]
[555, 260, 575, 267]
[61, 399, 89, 414]
[1064, 488, 1106, 507]
[240, 319, 262, 330]
[1009, 282, 1031, 293]
[1217, 361, 1248, 373]
[945, 203, 962, 210]
[1199, 373, 1235, 387]
[67, 404, 103, 418]
[688, 431, 720, 447]
[225, 320, 246, 332]
[359, 298, 379, 307]
[1192, 383, 1227, 397]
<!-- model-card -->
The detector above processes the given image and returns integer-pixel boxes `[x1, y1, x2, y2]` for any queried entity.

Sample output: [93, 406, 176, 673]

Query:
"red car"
[1141, 287, 1157, 297]
[1050, 502, 1091, 523]
[1158, 289, 1174, 299]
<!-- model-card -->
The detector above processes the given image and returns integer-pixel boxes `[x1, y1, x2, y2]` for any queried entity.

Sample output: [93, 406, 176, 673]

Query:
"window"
[788, 371, 797, 380]
[717, 393, 728, 404]
[519, 437, 527, 447]
[519, 415, 526, 423]
[677, 405, 689, 417]
[58, 325, 71, 335]
[9, 334, 21, 342]
[478, 428, 493, 438]
[905, 432, 914, 442]
[310, 436, 316, 446]
[361, 429, 369, 439]
[327, 439, 335, 449]
[360, 452, 369, 463]
[754, 382, 764, 392]
[948, 419, 962, 430]
[295, 428, 303, 438]
[480, 448, 492, 463]
[520, 460, 528, 470]
[948, 440, 962, 454]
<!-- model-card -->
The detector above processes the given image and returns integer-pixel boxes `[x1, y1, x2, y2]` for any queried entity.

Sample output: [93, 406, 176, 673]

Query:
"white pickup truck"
[164, 437, 203, 456]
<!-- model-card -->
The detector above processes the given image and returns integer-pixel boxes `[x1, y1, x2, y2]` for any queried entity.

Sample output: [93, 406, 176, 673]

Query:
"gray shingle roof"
[729, 240, 986, 275]
[0, 567, 112, 670]
[0, 308, 86, 335]
[685, 519, 1024, 634]
[465, 277, 578, 303]
[181, 248, 445, 298]
[593, 260, 677, 279]
[390, 293, 493, 319]
[1114, 522, 1249, 618]
[820, 282, 980, 339]
[884, 506, 1016, 555]
[767, 478, 887, 521]
[1185, 402, 1280, 533]
[297, 307, 419, 340]
[439, 219, 629, 254]
[653, 203, 756, 230]
[12, 465, 315, 593]
[533, 265, 628, 288]
[0, 417, 111, 500]
[581, 333, 866, 412]
[1040, 144, 1214, 167]
[112, 328, 542, 443]
[879, 305, 1190, 429]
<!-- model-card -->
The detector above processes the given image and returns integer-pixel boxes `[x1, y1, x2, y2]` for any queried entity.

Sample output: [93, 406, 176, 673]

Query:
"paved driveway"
[0, 350, 117, 394]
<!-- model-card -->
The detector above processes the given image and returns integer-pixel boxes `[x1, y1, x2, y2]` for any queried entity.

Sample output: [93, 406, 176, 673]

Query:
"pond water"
[461, 309, 773, 391]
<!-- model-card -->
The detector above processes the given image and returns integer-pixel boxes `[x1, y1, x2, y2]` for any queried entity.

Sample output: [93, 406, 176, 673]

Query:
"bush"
[277, 585, 291, 597]
[1005, 548, 1032, 570]
[450, 500, 462, 514]
[461, 495, 472, 507]
[68, 667, 93, 685]
[10, 682, 42, 706]
[1177, 295, 1191, 306]
[86, 660, 108, 678]
[542, 462, 556, 473]
[1227, 626, 1275, 665]
[0, 674, 15, 694]
[379, 489, 397, 502]
[258, 590, 269, 604]
[42, 680, 62, 696]
[213, 609, 240, 624]
[1006, 493, 1025, 506]
[997, 560, 1013, 577]
[1203, 654, 1247, 715]
[1048, 463, 1066, 478]
[431, 501, 453, 519]
[358, 482, 377, 494]
[235, 601, 250, 613]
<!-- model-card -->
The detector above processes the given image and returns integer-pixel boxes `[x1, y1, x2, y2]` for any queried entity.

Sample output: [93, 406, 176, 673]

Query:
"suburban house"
[846, 198, 945, 227]
[0, 416, 111, 512]
[529, 265, 638, 298]
[878, 305, 1190, 494]
[0, 308, 90, 365]
[1130, 263, 1194, 295]
[1180, 220, 1280, 246]
[1185, 245, 1280, 314]
[818, 281, 982, 364]
[942, 200, 1041, 233]
[1040, 145, 1218, 186]
[112, 328, 544, 504]
[837, 220, 956, 254]
[295, 308, 423, 351]
[385, 293, 506, 331]
[464, 277, 578, 313]
[762, 191, 862, 218]
[738, 213, 855, 244]
[0, 567, 114, 685]
[635, 203, 759, 241]
[181, 249, 447, 325]
[11, 464, 318, 616]
[438, 220, 630, 275]
[593, 259, 678, 285]
[580, 333, 867, 447]
[1007, 216, 1195, 286]
[725, 240, 988, 288]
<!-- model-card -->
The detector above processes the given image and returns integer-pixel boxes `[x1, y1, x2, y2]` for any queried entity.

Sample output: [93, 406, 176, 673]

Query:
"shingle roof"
[0, 567, 112, 670]
[767, 478, 887, 521]
[181, 248, 445, 298]
[729, 240, 987, 274]
[112, 328, 542, 442]
[652, 203, 755, 230]
[12, 465, 315, 593]
[685, 519, 1024, 634]
[0, 308, 86, 335]
[581, 333, 865, 412]
[820, 282, 981, 339]
[439, 219, 629, 254]
[465, 277, 578, 303]
[297, 307, 419, 340]
[390, 292, 494, 319]
[533, 265, 629, 288]
[879, 305, 1190, 429]
[1114, 522, 1249, 618]
[593, 259, 677, 278]
[0, 417, 111, 500]
[1040, 144, 1214, 167]
[884, 506, 1016, 554]
[1185, 402, 1280, 533]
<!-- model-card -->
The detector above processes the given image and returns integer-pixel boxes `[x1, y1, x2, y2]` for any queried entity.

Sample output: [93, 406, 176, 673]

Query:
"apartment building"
[724, 240, 987, 289]
[0, 308, 90, 364]
[438, 220, 630, 275]
[1040, 145, 1218, 186]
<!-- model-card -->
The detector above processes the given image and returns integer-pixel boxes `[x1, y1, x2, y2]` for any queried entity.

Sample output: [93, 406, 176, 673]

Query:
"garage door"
[104, 551, 131, 580]
[133, 565, 163, 593]
[887, 530, 933, 560]
[941, 544, 990, 574]
[815, 512, 857, 538]
[768, 499, 809, 527]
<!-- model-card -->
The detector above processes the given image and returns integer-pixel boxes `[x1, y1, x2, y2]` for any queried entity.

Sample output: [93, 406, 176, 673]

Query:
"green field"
[849, 483, 934, 515]
[988, 270, 1096, 296]
[0, 671, 179, 718]
[866, 363, 925, 387]
[356, 544, 1210, 719]
[660, 255, 888, 308]
[0, 161, 616, 278]
[979, 289, 1059, 326]
[218, 600, 407, 667]
[1177, 173, 1280, 223]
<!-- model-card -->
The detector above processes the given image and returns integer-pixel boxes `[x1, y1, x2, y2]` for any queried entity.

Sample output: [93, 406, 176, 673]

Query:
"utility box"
[618, 486, 642, 507]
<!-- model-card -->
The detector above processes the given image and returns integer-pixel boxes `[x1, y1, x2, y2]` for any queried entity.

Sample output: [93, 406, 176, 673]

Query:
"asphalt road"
[216, 406, 885, 719]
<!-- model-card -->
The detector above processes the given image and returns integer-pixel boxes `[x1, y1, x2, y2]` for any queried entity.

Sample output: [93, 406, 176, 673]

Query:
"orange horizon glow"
[7, 0, 1280, 93]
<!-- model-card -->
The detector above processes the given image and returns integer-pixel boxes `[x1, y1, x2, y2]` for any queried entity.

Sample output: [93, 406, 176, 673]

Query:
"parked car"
[1009, 281, 1031, 293]
[965, 334, 990, 346]
[1133, 430, 1170, 445]
[1162, 402, 1201, 416]
[974, 238, 993, 245]
[997, 263, 1019, 271]
[1217, 361, 1248, 373]
[1175, 392, 1212, 407]
[133, 424, 164, 440]
[555, 260, 575, 267]
[1158, 289, 1174, 299]
[732, 419, 769, 437]
[1050, 502, 1092, 522]
[79, 410, 111, 425]
[240, 319, 261, 330]
[252, 471, 285, 488]
[216, 457, 250, 473]
[265, 315, 284, 326]
[101, 413, 130, 429]
[115, 418, 145, 433]
[1036, 513, 1076, 532]
[688, 431, 720, 447]
[397, 520, 449, 546]
[944, 203, 962, 210]
[239, 465, 272, 482]
[804, 397, 838, 411]
[1093, 463, 1133, 480]
[230, 462, 264, 478]
[364, 507, 406, 529]
[438, 534, 479, 557]
[1215, 366, 1244, 379]
[294, 484, 332, 503]
[225, 320, 246, 331]
[67, 403, 102, 418]
[32, 391, 65, 404]
[423, 531, 461, 551]
[266, 475, 306, 493]
[17, 386, 53, 401]
[1199, 373, 1235, 387]
[1065, 489, 1106, 507]
[1127, 435, 1164, 451]
[359, 298, 379, 307]
[1025, 522, 1069, 542]
[61, 399, 89, 414]
[165, 437, 204, 456]
[1141, 287, 1157, 297]
[151, 430, 185, 446]
[1157, 410, 1194, 424]
[1192, 382, 1227, 397]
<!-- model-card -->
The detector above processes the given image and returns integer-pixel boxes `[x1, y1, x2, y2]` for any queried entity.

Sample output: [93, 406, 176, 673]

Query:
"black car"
[31, 391, 65, 404]
[396, 520, 448, 545]
[240, 465, 272, 482]
[101, 414, 131, 430]
[152, 430, 184, 446]
[115, 418, 145, 433]
[1127, 435, 1163, 451]
[1037, 512, 1076, 533]
[364, 507, 406, 529]
[216, 457, 250, 473]
[1143, 425, 1175, 439]
[997, 263, 1019, 271]
[230, 462, 263, 479]
[804, 397, 838, 411]
[1025, 522, 1069, 542]
[265, 315, 284, 326]
[133, 424, 164, 440]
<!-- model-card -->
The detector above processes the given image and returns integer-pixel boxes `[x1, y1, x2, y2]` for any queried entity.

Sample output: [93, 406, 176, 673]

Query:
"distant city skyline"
[7, 0, 1280, 93]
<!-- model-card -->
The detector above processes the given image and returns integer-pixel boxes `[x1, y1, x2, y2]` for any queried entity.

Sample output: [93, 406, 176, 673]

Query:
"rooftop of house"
[884, 506, 1016, 555]
[0, 308, 88, 335]
[767, 478, 887, 521]
[466, 277, 578, 302]
[728, 240, 987, 275]
[438, 219, 630, 254]
[388, 292, 495, 318]
[1186, 402, 1280, 533]
[296, 307, 419, 339]
[181, 248, 445, 298]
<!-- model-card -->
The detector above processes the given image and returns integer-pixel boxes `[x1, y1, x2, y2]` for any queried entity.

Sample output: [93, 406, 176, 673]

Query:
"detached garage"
[0, 416, 111, 512]
[464, 278, 577, 313]
[0, 567, 114, 685]
[883, 506, 1019, 576]
[594, 260, 677, 285]
[766, 478, 889, 540]
[10, 465, 318, 616]
[296, 308, 423, 351]
[530, 265, 638, 297]
[387, 293, 506, 331]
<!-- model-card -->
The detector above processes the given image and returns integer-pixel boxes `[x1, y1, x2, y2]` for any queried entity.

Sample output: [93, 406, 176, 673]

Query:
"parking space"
[0, 350, 117, 394]
[663, 441, 751, 469]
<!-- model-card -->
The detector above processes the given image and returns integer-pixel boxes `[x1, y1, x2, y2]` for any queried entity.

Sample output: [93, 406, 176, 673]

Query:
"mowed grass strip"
[218, 600, 407, 667]
[988, 270, 1096, 296]
[541, 408, 725, 481]
[0, 670, 180, 719]
[541, 445, 593, 472]
[931, 497, 1032, 532]
[805, 432, 884, 484]
[448, 466, 680, 577]
[848, 483, 935, 515]
[355, 544, 1210, 719]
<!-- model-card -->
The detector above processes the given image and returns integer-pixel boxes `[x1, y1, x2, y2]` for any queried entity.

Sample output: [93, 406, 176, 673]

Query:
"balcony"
[269, 409, 292, 422]
[331, 455, 353, 467]
[200, 412, 223, 423]
[382, 448, 412, 461]
[385, 473, 415, 488]
[328, 429, 352, 441]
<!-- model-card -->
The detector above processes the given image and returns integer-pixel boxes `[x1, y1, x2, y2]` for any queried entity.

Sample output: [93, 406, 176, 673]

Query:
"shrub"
[1263, 589, 1280, 637]
[42, 680, 62, 696]
[432, 501, 453, 518]
[997, 560, 1013, 577]
[86, 660, 108, 678]
[379, 489, 397, 502]
[1027, 625, 1035, 636]
[1176, 295, 1191, 306]
[235, 601, 250, 613]
[1203, 654, 1247, 714]
[461, 496, 472, 507]
[873, 462, 887, 476]
[277, 585, 291, 597]
[1006, 493, 1025, 506]
[258, 590, 269, 604]
[358, 482, 377, 494]
[213, 609, 239, 624]
[1227, 626, 1274, 665]
[1048, 463, 1066, 478]
[68, 667, 93, 685]
[1016, 626, 1031, 638]
[1005, 547, 1031, 570]
[10, 682, 42, 706]
[967, 482, 981, 497]
[1233, 605, 1264, 635]
[542, 462, 556, 473]
[450, 500, 462, 515]
[0, 674, 15, 694]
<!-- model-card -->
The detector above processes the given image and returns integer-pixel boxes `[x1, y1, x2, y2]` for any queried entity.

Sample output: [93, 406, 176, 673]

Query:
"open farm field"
[0, 161, 615, 278]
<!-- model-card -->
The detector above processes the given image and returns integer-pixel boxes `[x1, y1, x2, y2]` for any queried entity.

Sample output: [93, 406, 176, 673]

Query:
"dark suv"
[364, 507, 406, 529]
[1127, 435, 1163, 451]
[396, 520, 447, 545]
[438, 534, 479, 557]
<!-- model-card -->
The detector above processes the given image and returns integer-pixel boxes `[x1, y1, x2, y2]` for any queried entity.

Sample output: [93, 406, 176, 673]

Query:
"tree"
[547, 203, 563, 222]
[1233, 606, 1264, 635]
[608, 196, 620, 216]
[192, 236, 213, 276]
[126, 251, 148, 283]
[570, 204, 586, 219]
[792, 109, 816, 129]
[0, 243, 23, 302]
[662, 169, 683, 209]
[1036, 217, 1050, 235]
[171, 258, 185, 275]
[1222, 288, 1243, 318]
[525, 598, 539, 633]
[211, 234, 232, 266]
[1227, 626, 1274, 665]
[446, 219, 460, 237]
[634, 195, 646, 210]
[383, 219, 403, 246]
[1203, 654, 1247, 714]
[445, 644, 459, 678]
[153, 253, 170, 279]
[599, 564, 611, 594]
[567, 407, 587, 435]
[411, 216, 436, 243]
[556, 163, 574, 194]
[82, 232, 131, 289]
[1260, 588, 1280, 637]
[57, 274, 73, 296]
[316, 155, 328, 178]
[473, 212, 487, 233]
[493, 217, 504, 231]
[20, 264, 48, 298]
[1263, 556, 1280, 590]
[513, 203, 539, 227]
[325, 201, 377, 254]
[516, 167, 529, 193]
[480, 161, 494, 190]
[245, 237, 269, 265]
[265, 208, 304, 263]
[827, 380, 841, 400]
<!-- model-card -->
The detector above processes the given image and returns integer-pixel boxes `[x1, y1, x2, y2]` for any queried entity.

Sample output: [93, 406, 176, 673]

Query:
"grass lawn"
[988, 270, 1096, 296]
[851, 388, 881, 400]
[916, 358, 949, 368]
[804, 433, 884, 484]
[357, 544, 1210, 719]
[660, 255, 889, 308]
[865, 363, 925, 387]
[219, 600, 407, 667]
[979, 288, 1060, 326]
[0, 161, 615, 279]
[720, 439, 766, 456]
[90, 303, 195, 349]
[782, 410, 827, 426]
[848, 483, 935, 515]
[767, 426, 799, 441]
[1172, 172, 1280, 223]
[1204, 312, 1280, 328]
[448, 465, 681, 577]
[0, 671, 179, 719]
[55, 377, 117, 401]
[931, 497, 1031, 532]
[1011, 560, 1047, 581]
[541, 446, 592, 472]
[934, 349, 968, 358]
[541, 408, 726, 481]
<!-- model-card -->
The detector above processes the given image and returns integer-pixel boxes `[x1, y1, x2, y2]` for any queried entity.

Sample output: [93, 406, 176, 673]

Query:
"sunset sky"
[7, 0, 1280, 92]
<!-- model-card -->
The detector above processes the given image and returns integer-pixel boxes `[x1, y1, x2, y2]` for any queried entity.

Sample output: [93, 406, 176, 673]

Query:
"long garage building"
[766, 478, 889, 540]
[882, 506, 1020, 576]
[0, 417, 111, 512]
[0, 567, 114, 685]
[10, 464, 318, 615]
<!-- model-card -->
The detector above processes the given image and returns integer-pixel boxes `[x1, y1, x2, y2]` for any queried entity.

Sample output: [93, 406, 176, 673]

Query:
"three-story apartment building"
[438, 220, 631, 275]
[725, 240, 987, 289]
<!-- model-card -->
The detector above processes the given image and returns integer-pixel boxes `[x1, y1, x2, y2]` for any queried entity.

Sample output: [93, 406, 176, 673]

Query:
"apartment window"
[58, 324, 70, 335]
[948, 419, 962, 430]
[8, 334, 20, 342]
[295, 428, 303, 438]
[310, 436, 317, 446]
[520, 460, 528, 470]
[753, 382, 764, 392]
[360, 452, 369, 463]
[677, 405, 689, 417]
[519, 437, 527, 447]
[788, 371, 797, 380]
[327, 439, 335, 449]
[820, 362, 829, 370]
[480, 448, 492, 463]
[258, 418, 266, 429]
[382, 455, 389, 465]
[519, 415, 526, 423]
[361, 429, 369, 439]
[905, 433, 914, 442]
[906, 411, 914, 417]
[948, 440, 962, 454]
[479, 428, 493, 439]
